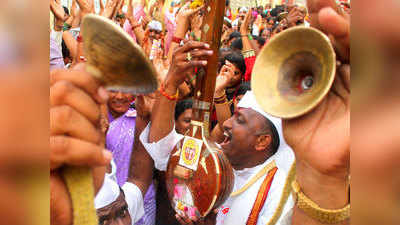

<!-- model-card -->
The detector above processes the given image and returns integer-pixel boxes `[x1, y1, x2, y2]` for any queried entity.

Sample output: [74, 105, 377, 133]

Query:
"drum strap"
[246, 167, 278, 225]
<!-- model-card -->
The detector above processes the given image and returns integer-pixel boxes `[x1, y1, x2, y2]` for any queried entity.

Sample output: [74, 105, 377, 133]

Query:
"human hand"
[135, 94, 156, 120]
[50, 64, 112, 225]
[307, 0, 349, 61]
[70, 0, 80, 18]
[190, 12, 203, 33]
[114, 0, 125, 18]
[164, 41, 212, 89]
[221, 27, 232, 44]
[141, 14, 151, 28]
[276, 18, 288, 32]
[286, 7, 304, 27]
[282, 0, 350, 211]
[76, 0, 94, 17]
[175, 209, 217, 225]
[240, 9, 252, 35]
[50, 0, 68, 22]
[101, 0, 120, 19]
[176, 2, 204, 32]
[153, 49, 170, 82]
[126, 0, 137, 26]
[215, 62, 235, 95]
[99, 0, 105, 15]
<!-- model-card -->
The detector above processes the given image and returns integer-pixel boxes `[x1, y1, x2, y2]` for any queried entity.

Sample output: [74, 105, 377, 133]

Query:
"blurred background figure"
[352, 0, 400, 225]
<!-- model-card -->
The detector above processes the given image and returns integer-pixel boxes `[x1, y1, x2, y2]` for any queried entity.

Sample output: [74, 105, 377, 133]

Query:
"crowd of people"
[50, 0, 351, 225]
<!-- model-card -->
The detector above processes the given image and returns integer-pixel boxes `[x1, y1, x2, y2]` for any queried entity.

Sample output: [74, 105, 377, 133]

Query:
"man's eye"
[236, 115, 245, 124]
[117, 206, 128, 218]
[99, 218, 107, 225]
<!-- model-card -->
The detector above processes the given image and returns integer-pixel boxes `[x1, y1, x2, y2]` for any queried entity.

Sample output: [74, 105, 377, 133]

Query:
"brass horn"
[251, 27, 336, 119]
[81, 14, 159, 94]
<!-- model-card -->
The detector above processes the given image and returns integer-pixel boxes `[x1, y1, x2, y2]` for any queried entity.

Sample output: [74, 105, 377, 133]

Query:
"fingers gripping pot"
[63, 14, 159, 225]
[165, 0, 234, 219]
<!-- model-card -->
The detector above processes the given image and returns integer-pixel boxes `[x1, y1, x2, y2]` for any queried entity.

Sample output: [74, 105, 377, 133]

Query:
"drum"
[166, 135, 234, 219]
[165, 0, 233, 219]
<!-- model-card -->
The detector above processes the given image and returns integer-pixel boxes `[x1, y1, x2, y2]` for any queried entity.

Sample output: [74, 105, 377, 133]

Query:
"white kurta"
[139, 123, 295, 225]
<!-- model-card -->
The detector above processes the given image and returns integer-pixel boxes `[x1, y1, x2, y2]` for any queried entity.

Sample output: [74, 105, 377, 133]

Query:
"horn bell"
[81, 14, 159, 94]
[251, 27, 336, 119]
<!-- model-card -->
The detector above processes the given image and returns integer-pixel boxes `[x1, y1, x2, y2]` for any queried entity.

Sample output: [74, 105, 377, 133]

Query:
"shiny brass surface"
[251, 27, 336, 119]
[81, 14, 159, 94]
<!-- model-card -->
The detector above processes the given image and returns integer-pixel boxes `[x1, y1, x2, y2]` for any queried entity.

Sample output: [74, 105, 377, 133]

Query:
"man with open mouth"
[140, 86, 295, 225]
[138, 39, 295, 224]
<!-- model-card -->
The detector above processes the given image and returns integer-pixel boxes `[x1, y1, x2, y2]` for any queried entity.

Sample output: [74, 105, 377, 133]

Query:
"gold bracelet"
[215, 100, 230, 105]
[214, 91, 226, 100]
[291, 179, 350, 224]
[242, 49, 256, 58]
[214, 97, 228, 105]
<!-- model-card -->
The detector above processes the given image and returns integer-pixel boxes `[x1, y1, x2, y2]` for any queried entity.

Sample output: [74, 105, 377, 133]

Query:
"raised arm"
[99, 0, 105, 15]
[239, 10, 253, 52]
[149, 41, 213, 143]
[76, 0, 94, 19]
[127, 95, 156, 196]
[62, 31, 78, 61]
[167, 2, 203, 63]
[101, 0, 120, 20]
[70, 0, 81, 28]
[213, 63, 235, 129]
[127, 0, 145, 45]
[284, 0, 350, 224]
[50, 0, 67, 31]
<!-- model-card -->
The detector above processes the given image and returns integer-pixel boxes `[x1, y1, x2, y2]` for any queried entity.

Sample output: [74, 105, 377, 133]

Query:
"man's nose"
[223, 116, 233, 131]
[113, 218, 125, 225]
[115, 91, 124, 99]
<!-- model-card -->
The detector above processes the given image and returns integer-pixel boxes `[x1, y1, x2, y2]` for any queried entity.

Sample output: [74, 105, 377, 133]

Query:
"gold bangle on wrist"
[291, 179, 350, 224]
[242, 49, 255, 58]
[214, 91, 226, 100]
[214, 97, 228, 105]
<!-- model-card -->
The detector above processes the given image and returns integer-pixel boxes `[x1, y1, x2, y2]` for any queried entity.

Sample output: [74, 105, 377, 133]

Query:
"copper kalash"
[165, 0, 234, 219]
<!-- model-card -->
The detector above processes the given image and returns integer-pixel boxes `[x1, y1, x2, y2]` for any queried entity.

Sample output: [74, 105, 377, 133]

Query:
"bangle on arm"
[63, 23, 72, 31]
[132, 23, 141, 30]
[190, 31, 201, 41]
[159, 83, 179, 101]
[291, 179, 350, 224]
[242, 49, 256, 58]
[241, 34, 253, 40]
[214, 98, 228, 105]
[172, 36, 184, 45]
[214, 92, 228, 104]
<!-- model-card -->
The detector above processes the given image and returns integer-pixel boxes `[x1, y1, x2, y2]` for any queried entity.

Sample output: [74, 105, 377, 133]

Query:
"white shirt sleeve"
[122, 182, 145, 224]
[50, 30, 63, 52]
[139, 122, 184, 171]
[252, 24, 260, 36]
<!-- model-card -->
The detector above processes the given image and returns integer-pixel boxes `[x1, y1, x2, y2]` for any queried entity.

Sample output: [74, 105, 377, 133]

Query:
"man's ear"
[255, 134, 271, 152]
